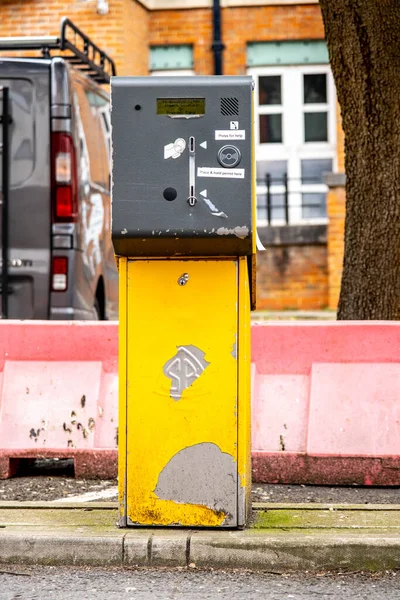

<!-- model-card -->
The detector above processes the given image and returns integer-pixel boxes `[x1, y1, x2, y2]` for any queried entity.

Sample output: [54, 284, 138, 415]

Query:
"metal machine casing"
[111, 76, 253, 257]
[112, 76, 254, 529]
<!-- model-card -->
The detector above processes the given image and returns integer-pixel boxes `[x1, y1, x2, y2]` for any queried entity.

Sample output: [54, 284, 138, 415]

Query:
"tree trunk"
[319, 0, 400, 319]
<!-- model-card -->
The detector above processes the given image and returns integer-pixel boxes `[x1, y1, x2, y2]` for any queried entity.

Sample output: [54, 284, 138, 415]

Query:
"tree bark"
[319, 0, 400, 319]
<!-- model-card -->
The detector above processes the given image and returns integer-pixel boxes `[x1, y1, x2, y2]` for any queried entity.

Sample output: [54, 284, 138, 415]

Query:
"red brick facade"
[0, 1, 345, 311]
[257, 245, 328, 310]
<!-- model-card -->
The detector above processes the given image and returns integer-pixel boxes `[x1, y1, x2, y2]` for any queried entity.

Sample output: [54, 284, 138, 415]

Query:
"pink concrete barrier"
[251, 322, 400, 485]
[0, 321, 399, 484]
[0, 321, 118, 478]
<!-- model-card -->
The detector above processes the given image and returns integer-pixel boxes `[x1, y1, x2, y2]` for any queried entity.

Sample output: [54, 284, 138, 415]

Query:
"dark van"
[0, 19, 118, 320]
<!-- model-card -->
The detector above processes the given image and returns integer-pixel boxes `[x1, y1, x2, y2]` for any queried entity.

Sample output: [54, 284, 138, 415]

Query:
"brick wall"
[327, 185, 346, 310]
[0, 0, 149, 76]
[256, 245, 328, 311]
[123, 0, 149, 76]
[223, 5, 326, 74]
[150, 5, 326, 75]
[150, 8, 214, 74]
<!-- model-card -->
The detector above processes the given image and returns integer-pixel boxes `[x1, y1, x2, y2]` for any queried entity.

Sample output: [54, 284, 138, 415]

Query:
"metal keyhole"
[178, 273, 190, 286]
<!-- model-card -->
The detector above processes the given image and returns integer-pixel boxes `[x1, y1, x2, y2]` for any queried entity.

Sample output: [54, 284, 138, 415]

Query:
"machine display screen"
[157, 98, 206, 115]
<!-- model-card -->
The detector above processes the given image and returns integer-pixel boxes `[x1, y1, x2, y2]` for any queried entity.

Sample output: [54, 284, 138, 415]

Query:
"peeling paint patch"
[216, 225, 249, 239]
[29, 427, 43, 442]
[163, 345, 210, 400]
[155, 442, 237, 521]
[231, 334, 237, 360]
[202, 198, 228, 219]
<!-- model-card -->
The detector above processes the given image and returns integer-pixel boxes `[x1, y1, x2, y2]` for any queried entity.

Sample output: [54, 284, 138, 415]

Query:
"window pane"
[304, 112, 328, 142]
[257, 193, 286, 222]
[257, 194, 267, 221]
[301, 159, 333, 183]
[256, 160, 288, 183]
[259, 76, 281, 105]
[260, 114, 282, 143]
[302, 193, 327, 219]
[304, 74, 327, 104]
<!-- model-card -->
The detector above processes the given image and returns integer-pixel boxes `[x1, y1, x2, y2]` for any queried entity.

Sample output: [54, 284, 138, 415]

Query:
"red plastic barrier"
[1, 321, 399, 484]
[251, 322, 400, 485]
[0, 322, 118, 479]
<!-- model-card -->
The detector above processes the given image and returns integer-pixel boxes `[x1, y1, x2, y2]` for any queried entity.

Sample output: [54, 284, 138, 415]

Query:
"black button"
[163, 187, 177, 201]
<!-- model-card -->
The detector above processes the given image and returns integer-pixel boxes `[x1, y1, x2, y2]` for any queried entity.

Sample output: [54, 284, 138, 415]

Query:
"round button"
[163, 187, 177, 201]
[217, 145, 241, 168]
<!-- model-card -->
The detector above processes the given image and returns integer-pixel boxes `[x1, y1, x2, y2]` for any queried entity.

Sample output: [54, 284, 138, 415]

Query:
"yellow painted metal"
[122, 258, 241, 527]
[117, 86, 255, 528]
[237, 256, 252, 524]
[117, 256, 128, 526]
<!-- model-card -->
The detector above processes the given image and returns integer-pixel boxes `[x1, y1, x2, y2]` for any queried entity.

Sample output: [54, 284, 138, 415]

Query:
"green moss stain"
[251, 509, 300, 529]
[2, 508, 119, 530]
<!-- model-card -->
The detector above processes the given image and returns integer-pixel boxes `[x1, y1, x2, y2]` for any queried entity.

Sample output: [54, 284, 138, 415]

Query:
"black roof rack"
[0, 17, 116, 84]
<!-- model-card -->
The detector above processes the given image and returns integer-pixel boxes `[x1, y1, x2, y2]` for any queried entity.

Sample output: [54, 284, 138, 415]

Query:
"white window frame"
[249, 64, 337, 226]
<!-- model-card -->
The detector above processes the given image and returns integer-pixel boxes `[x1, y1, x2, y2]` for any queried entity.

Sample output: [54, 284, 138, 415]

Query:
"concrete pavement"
[0, 502, 399, 572]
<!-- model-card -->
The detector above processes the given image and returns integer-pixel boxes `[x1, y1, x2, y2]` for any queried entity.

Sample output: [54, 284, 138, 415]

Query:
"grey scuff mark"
[29, 427, 43, 443]
[279, 435, 286, 451]
[231, 334, 237, 360]
[237, 481, 245, 527]
[63, 422, 72, 434]
[81, 395, 86, 408]
[155, 442, 237, 523]
[202, 198, 228, 219]
[216, 225, 249, 239]
[163, 345, 210, 401]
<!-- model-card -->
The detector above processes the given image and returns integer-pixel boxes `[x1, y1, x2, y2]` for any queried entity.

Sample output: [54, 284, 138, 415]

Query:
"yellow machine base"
[118, 257, 251, 528]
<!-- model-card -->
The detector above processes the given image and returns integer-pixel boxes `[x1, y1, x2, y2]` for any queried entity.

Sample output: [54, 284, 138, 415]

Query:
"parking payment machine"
[111, 76, 255, 528]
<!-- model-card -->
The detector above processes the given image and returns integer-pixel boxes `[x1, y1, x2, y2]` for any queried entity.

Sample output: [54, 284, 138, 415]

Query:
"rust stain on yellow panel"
[125, 259, 238, 527]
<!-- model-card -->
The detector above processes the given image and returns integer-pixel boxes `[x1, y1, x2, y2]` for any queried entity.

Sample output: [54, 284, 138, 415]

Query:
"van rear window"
[0, 78, 35, 187]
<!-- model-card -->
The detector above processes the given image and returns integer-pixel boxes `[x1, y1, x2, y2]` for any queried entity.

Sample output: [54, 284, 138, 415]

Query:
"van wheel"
[94, 297, 101, 320]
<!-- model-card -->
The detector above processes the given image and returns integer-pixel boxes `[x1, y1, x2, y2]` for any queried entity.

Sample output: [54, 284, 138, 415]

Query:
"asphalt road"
[0, 459, 399, 504]
[0, 567, 398, 600]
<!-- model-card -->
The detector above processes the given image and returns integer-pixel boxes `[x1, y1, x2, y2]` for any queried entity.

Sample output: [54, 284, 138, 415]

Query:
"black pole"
[212, 0, 225, 75]
[1, 86, 9, 319]
[266, 173, 271, 225]
[283, 172, 289, 225]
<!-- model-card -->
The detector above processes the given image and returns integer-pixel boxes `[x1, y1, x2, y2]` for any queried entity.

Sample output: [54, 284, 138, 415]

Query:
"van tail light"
[52, 257, 68, 292]
[51, 132, 78, 222]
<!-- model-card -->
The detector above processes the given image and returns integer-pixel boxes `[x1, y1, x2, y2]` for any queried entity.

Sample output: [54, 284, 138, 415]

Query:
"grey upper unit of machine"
[111, 76, 253, 257]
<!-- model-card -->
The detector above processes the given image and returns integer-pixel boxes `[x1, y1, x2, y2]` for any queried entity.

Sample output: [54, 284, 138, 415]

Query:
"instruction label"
[197, 167, 245, 179]
[215, 130, 246, 141]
